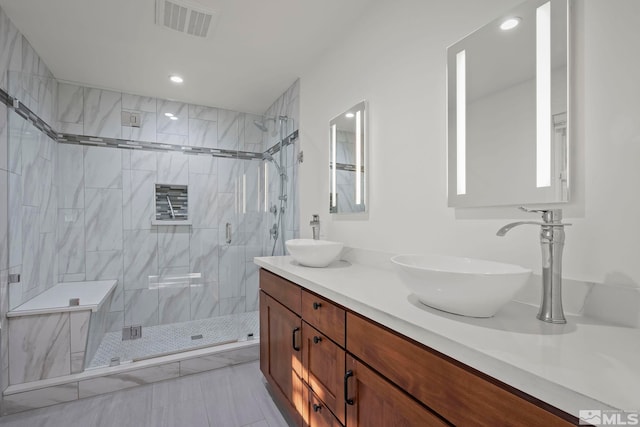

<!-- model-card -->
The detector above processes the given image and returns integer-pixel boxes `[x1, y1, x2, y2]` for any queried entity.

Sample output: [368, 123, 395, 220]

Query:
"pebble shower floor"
[88, 311, 259, 368]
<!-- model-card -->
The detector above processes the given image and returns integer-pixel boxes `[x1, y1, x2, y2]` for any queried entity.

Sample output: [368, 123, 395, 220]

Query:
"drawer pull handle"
[313, 336, 322, 344]
[344, 370, 354, 405]
[292, 327, 301, 351]
[313, 404, 322, 413]
[313, 302, 322, 310]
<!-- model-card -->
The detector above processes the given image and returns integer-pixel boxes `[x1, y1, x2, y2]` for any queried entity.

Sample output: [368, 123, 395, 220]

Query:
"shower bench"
[6, 280, 117, 386]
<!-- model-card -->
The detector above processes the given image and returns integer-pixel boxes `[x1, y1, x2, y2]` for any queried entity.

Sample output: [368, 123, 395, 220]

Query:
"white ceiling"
[0, 0, 373, 114]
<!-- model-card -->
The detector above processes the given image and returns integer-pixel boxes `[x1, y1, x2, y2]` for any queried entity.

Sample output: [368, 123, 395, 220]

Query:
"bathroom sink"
[285, 239, 344, 268]
[391, 254, 531, 317]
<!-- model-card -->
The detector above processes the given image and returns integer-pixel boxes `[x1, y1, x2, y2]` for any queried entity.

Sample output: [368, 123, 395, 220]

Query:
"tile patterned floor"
[88, 311, 260, 368]
[0, 361, 290, 427]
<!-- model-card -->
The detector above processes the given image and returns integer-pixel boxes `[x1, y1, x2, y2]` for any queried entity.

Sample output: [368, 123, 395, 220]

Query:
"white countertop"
[255, 255, 640, 419]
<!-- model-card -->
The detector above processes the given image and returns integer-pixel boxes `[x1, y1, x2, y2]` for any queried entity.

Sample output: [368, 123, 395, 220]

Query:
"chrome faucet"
[310, 214, 320, 240]
[497, 207, 571, 324]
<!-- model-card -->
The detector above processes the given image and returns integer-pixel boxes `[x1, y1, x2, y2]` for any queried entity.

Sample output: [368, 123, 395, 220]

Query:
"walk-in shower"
[1, 69, 300, 396]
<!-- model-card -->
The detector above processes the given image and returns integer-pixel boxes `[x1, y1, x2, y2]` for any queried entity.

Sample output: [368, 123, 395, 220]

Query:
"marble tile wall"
[6, 307, 96, 387]
[1, 5, 58, 401]
[261, 79, 300, 260]
[56, 146, 249, 334]
[6, 108, 58, 307]
[54, 81, 291, 338]
[0, 3, 299, 392]
[53, 80, 304, 344]
[8, 313, 70, 384]
[56, 82, 269, 154]
[55, 128, 275, 344]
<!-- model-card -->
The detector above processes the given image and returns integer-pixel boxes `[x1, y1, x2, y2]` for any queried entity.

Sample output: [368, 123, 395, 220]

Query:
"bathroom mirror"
[329, 101, 367, 214]
[447, 0, 569, 207]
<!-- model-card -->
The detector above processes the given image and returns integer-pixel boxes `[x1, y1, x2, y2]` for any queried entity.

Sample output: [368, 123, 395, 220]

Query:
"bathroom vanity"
[257, 262, 584, 426]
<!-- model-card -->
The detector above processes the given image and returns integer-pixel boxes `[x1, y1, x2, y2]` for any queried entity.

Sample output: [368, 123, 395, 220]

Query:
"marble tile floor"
[0, 361, 289, 427]
[89, 311, 259, 368]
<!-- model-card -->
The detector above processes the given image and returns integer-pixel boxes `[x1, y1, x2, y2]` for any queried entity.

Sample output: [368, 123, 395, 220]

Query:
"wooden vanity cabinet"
[260, 270, 303, 425]
[346, 313, 576, 427]
[259, 269, 578, 427]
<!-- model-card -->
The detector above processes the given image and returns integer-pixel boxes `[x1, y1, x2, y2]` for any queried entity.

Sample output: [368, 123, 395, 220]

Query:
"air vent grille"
[163, 1, 188, 32]
[157, 0, 216, 38]
[187, 10, 213, 37]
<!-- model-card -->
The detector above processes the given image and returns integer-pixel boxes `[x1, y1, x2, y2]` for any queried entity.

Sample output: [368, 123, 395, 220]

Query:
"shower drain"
[191, 334, 203, 340]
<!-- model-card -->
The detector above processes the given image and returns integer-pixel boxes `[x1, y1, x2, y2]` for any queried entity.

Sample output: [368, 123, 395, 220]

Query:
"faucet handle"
[519, 207, 564, 223]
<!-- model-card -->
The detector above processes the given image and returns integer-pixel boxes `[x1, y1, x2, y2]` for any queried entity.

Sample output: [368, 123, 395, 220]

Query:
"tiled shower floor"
[88, 311, 259, 369]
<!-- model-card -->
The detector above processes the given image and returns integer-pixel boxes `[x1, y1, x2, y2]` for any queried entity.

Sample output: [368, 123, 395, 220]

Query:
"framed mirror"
[329, 101, 367, 214]
[447, 0, 569, 207]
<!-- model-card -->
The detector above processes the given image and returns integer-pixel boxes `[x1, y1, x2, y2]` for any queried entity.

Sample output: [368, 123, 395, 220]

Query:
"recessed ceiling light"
[500, 17, 521, 31]
[169, 75, 184, 83]
[345, 112, 355, 118]
[164, 112, 174, 117]
[169, 116, 178, 121]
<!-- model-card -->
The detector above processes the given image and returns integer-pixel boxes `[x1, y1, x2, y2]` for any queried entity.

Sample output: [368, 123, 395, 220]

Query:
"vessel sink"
[285, 239, 344, 268]
[391, 254, 531, 317]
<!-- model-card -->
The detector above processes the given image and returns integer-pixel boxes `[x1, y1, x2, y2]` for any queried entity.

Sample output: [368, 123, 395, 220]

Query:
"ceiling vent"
[156, 0, 218, 38]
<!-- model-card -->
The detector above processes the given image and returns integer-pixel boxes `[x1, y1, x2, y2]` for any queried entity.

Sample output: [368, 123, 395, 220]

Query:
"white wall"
[298, 0, 640, 287]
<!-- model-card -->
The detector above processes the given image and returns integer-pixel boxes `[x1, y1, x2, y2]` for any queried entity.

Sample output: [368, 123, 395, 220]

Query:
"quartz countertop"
[254, 255, 640, 419]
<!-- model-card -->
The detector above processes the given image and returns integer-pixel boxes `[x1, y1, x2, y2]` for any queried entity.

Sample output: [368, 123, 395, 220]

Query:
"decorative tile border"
[0, 87, 299, 162]
[0, 87, 57, 141]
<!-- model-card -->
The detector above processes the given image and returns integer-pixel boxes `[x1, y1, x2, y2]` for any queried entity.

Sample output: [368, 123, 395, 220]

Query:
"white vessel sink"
[391, 254, 531, 317]
[285, 239, 344, 268]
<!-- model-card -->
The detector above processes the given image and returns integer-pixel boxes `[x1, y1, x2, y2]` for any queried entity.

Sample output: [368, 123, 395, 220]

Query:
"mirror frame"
[329, 100, 368, 215]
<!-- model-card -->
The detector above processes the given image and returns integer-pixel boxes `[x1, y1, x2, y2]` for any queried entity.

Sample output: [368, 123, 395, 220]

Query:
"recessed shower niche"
[153, 183, 191, 225]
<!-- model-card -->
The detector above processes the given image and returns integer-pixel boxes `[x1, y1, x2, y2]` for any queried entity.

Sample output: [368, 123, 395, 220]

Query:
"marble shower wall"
[260, 79, 300, 268]
[0, 0, 300, 378]
[56, 82, 266, 150]
[6, 109, 58, 309]
[57, 147, 267, 333]
[0, 3, 58, 396]
[56, 88, 274, 334]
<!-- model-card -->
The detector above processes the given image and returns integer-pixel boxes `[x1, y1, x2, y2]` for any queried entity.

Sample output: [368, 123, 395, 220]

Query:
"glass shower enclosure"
[4, 70, 299, 371]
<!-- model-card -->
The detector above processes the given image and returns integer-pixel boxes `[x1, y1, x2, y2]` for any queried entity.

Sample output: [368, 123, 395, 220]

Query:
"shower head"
[253, 116, 288, 136]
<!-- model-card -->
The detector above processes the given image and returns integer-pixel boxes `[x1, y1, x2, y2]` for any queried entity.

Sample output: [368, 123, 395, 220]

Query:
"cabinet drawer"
[346, 313, 576, 427]
[260, 269, 301, 315]
[345, 354, 449, 427]
[303, 385, 343, 427]
[302, 290, 345, 346]
[302, 322, 345, 424]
